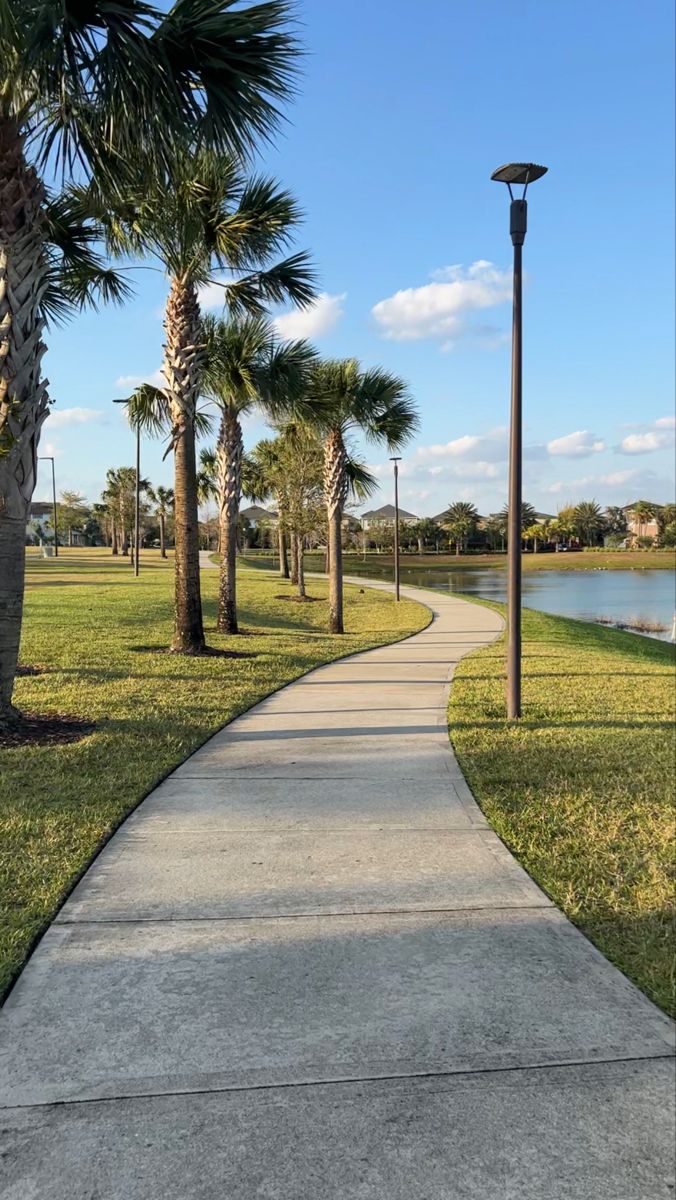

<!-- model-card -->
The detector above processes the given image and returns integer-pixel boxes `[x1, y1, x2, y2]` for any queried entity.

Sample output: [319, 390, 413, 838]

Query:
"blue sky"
[38, 0, 675, 519]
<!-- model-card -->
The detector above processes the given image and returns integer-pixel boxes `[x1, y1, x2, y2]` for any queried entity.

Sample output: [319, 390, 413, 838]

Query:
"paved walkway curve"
[1, 579, 674, 1198]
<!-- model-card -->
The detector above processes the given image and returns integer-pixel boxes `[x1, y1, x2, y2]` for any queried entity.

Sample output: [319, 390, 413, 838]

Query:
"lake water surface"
[346, 562, 676, 640]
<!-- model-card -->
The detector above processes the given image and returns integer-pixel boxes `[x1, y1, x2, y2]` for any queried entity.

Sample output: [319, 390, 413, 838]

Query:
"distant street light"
[491, 162, 548, 719]
[38, 456, 58, 557]
[113, 398, 141, 576]
[390, 456, 402, 601]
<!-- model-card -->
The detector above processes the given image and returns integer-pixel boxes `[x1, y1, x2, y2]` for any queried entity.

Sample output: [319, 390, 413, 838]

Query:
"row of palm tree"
[130, 318, 418, 638]
[0, 0, 313, 726]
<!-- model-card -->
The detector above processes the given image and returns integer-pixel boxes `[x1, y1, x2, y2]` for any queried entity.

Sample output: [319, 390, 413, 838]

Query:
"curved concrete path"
[1, 579, 674, 1198]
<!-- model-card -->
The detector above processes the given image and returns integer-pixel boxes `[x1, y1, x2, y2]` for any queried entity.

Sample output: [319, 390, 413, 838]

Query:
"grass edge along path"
[0, 552, 430, 1002]
[448, 601, 676, 1017]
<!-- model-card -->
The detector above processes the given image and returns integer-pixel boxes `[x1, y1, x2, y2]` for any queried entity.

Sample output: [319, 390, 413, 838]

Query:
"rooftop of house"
[622, 500, 663, 513]
[30, 502, 53, 518]
[240, 505, 276, 521]
[361, 504, 419, 522]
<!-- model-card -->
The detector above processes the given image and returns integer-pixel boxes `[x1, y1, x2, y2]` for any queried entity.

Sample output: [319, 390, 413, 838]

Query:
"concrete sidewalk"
[1, 579, 674, 1198]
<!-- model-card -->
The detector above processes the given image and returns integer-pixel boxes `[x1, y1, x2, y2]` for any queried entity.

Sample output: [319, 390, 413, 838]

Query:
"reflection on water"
[347, 562, 676, 641]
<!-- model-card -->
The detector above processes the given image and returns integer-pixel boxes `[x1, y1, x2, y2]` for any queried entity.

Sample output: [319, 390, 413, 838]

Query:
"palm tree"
[442, 501, 479, 556]
[99, 151, 315, 652]
[148, 486, 174, 559]
[498, 501, 538, 545]
[523, 522, 543, 553]
[0, 0, 303, 722]
[629, 500, 655, 542]
[573, 499, 606, 547]
[310, 359, 418, 633]
[201, 315, 317, 633]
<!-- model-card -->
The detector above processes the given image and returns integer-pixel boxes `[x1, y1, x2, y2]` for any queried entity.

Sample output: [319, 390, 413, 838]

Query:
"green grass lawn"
[449, 605, 676, 1016]
[0, 549, 428, 1000]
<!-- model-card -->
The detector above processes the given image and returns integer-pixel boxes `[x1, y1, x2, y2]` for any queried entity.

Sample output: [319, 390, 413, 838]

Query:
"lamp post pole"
[391, 456, 401, 602]
[38, 456, 58, 557]
[491, 162, 548, 719]
[113, 399, 141, 576]
[133, 416, 141, 577]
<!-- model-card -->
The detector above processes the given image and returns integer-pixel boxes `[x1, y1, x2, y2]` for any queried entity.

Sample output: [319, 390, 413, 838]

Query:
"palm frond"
[41, 187, 134, 324]
[346, 457, 378, 503]
[224, 251, 317, 316]
[25, 1, 301, 178]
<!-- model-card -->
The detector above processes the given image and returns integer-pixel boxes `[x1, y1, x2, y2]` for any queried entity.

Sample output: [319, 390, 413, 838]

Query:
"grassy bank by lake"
[241, 549, 676, 573]
[0, 549, 428, 1000]
[449, 605, 676, 1016]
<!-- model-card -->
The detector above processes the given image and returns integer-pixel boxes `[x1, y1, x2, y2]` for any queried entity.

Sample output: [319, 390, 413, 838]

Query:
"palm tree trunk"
[111, 516, 118, 555]
[159, 513, 166, 558]
[324, 430, 349, 634]
[297, 535, 306, 598]
[0, 118, 50, 726]
[278, 525, 289, 578]
[164, 276, 205, 653]
[216, 409, 242, 634]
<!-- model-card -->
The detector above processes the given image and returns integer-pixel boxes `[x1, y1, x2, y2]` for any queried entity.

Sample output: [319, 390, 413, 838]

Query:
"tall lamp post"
[491, 162, 548, 719]
[38, 456, 58, 557]
[390, 456, 402, 602]
[113, 398, 141, 576]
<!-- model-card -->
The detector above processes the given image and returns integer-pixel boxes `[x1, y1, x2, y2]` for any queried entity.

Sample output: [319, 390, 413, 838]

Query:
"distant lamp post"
[38, 456, 58, 556]
[390, 456, 402, 601]
[491, 162, 548, 719]
[113, 398, 141, 576]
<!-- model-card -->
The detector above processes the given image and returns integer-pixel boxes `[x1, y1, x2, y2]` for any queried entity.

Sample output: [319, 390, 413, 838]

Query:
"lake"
[343, 562, 676, 640]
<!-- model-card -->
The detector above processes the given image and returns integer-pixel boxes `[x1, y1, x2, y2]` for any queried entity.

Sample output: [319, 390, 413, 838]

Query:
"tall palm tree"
[148, 485, 174, 559]
[0, 0, 303, 722]
[201, 315, 317, 633]
[442, 501, 479, 556]
[98, 151, 315, 652]
[310, 359, 418, 633]
[498, 501, 537, 537]
[573, 499, 606, 547]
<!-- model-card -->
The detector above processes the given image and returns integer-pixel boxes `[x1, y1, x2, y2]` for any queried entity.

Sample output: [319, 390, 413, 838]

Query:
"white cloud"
[272, 292, 346, 340]
[547, 430, 605, 458]
[415, 426, 508, 463]
[114, 368, 165, 392]
[618, 428, 675, 454]
[655, 415, 676, 429]
[48, 407, 102, 430]
[371, 261, 512, 345]
[196, 280, 230, 311]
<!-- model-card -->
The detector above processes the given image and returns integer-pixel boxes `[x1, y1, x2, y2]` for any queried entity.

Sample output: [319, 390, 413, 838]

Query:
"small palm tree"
[310, 359, 418, 633]
[630, 500, 655, 542]
[573, 499, 606, 547]
[523, 522, 543, 553]
[148, 486, 174, 559]
[442, 501, 479, 556]
[201, 315, 318, 633]
[0, 0, 303, 720]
